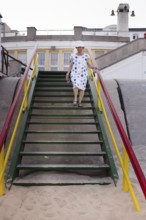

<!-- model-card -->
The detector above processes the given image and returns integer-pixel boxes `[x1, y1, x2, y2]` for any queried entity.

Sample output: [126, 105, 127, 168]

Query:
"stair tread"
[30, 106, 93, 110]
[29, 113, 96, 117]
[17, 164, 109, 169]
[27, 121, 99, 125]
[38, 75, 66, 77]
[20, 151, 106, 156]
[7, 71, 118, 187]
[37, 79, 67, 82]
[13, 173, 112, 186]
[31, 100, 91, 103]
[36, 83, 72, 86]
[22, 140, 103, 144]
[24, 130, 100, 133]
[35, 89, 90, 91]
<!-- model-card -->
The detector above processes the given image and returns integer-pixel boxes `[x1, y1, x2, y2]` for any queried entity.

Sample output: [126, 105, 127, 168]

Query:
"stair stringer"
[88, 77, 119, 185]
[6, 72, 38, 188]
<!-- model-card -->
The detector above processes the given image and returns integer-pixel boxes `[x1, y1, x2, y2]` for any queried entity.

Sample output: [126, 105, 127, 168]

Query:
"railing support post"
[33, 55, 37, 78]
[123, 146, 129, 192]
[0, 146, 5, 195]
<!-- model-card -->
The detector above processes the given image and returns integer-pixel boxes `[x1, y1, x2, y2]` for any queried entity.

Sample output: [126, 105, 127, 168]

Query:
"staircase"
[7, 71, 118, 187]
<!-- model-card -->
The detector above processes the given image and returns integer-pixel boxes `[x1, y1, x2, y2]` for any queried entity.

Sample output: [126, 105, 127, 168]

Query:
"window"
[63, 52, 71, 71]
[37, 52, 45, 71]
[133, 33, 139, 40]
[50, 52, 58, 71]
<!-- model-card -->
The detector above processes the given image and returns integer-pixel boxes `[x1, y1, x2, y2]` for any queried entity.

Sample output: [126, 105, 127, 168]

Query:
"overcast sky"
[1, 0, 146, 31]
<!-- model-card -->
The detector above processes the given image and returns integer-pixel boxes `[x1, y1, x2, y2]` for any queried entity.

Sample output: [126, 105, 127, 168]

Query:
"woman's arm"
[66, 61, 73, 81]
[87, 59, 99, 70]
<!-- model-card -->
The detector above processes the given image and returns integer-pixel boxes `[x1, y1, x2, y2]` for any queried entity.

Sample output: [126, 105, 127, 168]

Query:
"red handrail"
[88, 48, 146, 198]
[0, 45, 38, 152]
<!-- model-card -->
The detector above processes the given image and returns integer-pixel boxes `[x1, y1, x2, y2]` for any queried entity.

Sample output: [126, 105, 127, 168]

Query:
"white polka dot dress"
[70, 53, 90, 91]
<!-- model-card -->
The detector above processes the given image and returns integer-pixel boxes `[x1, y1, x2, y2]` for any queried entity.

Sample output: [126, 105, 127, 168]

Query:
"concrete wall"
[94, 38, 146, 80]
[101, 52, 146, 79]
[96, 38, 146, 70]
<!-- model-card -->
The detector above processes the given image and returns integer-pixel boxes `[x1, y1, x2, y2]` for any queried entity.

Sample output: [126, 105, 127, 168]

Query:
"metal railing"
[1, 45, 32, 76]
[0, 45, 145, 211]
[0, 44, 38, 195]
[87, 47, 145, 211]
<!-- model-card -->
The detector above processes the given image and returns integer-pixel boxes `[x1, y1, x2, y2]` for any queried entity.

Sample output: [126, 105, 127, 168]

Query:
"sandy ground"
[0, 170, 146, 220]
[1, 79, 146, 219]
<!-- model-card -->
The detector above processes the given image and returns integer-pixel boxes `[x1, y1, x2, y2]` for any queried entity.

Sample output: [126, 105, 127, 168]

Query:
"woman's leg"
[79, 90, 85, 105]
[73, 87, 78, 104]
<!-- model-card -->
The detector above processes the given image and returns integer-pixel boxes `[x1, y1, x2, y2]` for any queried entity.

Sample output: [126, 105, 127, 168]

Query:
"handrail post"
[33, 54, 37, 78]
[123, 146, 129, 192]
[89, 58, 92, 77]
[0, 146, 5, 195]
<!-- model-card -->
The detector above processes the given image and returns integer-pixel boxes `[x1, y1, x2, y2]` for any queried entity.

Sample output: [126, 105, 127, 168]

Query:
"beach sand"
[0, 170, 146, 220]
[1, 79, 146, 220]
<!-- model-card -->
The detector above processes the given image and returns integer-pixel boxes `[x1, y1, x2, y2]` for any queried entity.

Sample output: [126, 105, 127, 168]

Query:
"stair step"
[33, 94, 91, 97]
[35, 88, 90, 92]
[37, 77, 67, 79]
[12, 180, 111, 186]
[38, 72, 66, 75]
[20, 151, 106, 156]
[28, 113, 96, 118]
[17, 164, 109, 170]
[37, 79, 67, 82]
[36, 83, 72, 87]
[30, 106, 94, 110]
[22, 140, 103, 144]
[38, 75, 66, 78]
[12, 175, 112, 186]
[27, 121, 99, 125]
[39, 71, 66, 73]
[32, 99, 91, 103]
[34, 90, 90, 93]
[24, 130, 100, 134]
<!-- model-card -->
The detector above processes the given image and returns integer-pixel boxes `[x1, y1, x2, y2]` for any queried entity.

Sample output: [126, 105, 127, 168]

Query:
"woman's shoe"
[73, 100, 78, 106]
[78, 103, 83, 107]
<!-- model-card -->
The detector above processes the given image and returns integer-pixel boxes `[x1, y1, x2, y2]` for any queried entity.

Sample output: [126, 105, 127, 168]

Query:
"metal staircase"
[7, 71, 118, 187]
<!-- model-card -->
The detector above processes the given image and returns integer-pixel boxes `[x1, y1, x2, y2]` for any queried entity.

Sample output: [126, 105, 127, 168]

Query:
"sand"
[0, 169, 146, 220]
[1, 79, 146, 219]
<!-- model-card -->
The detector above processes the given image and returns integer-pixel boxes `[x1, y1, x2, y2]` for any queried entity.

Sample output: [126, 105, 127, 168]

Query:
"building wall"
[2, 40, 121, 71]
[100, 52, 146, 79]
[3, 39, 146, 76]
[2, 25, 146, 75]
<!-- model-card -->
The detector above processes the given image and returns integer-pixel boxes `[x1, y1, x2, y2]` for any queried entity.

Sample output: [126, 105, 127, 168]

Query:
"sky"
[1, 0, 146, 31]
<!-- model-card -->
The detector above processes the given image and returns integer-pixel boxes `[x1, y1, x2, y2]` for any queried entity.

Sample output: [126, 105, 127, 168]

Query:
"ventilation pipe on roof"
[117, 4, 130, 37]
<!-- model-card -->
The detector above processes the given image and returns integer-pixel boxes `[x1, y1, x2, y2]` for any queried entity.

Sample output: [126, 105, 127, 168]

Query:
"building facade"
[1, 3, 146, 78]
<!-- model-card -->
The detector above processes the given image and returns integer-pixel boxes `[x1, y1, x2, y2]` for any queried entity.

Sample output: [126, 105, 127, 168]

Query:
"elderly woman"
[66, 41, 98, 107]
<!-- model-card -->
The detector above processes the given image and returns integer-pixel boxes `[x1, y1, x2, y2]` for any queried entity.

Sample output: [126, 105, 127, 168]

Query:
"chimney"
[117, 3, 129, 37]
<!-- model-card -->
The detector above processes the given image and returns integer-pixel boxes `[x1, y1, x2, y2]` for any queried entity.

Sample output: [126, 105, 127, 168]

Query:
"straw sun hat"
[75, 41, 85, 48]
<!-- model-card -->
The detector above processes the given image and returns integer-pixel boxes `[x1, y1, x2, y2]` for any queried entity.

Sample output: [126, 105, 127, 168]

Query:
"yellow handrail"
[90, 70, 140, 211]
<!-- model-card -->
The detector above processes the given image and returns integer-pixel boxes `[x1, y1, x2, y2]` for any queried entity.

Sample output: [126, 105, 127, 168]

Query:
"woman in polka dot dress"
[66, 41, 98, 107]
